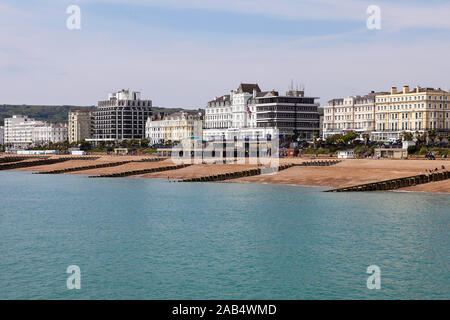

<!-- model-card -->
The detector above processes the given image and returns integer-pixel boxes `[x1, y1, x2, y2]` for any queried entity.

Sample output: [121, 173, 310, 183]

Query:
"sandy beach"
[3, 154, 449, 193]
[237, 159, 450, 193]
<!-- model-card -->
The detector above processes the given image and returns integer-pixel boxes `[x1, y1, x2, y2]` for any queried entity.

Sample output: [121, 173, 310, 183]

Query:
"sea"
[0, 171, 448, 299]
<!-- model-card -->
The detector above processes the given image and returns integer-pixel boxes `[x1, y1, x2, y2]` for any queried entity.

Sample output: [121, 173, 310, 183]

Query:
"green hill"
[0, 105, 94, 126]
[0, 105, 203, 125]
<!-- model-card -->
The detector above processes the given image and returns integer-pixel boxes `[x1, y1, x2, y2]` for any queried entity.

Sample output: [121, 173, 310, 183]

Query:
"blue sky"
[1, 0, 450, 107]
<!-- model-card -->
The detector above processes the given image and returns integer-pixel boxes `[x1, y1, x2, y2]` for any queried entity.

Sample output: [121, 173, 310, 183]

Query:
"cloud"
[0, 0, 449, 108]
[87, 0, 450, 29]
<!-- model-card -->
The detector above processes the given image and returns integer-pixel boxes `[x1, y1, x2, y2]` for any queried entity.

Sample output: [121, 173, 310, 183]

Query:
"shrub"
[407, 145, 418, 154]
[418, 146, 428, 155]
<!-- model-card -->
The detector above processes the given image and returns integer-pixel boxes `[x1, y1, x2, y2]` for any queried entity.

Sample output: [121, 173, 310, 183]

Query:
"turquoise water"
[0, 171, 448, 299]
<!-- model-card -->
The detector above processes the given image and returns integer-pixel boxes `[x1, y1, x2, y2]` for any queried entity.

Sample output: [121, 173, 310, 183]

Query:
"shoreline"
[4, 169, 449, 194]
[2, 155, 449, 194]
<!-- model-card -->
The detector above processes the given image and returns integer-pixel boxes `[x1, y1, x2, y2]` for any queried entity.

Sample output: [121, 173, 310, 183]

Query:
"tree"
[343, 132, 358, 144]
[98, 141, 106, 150]
[326, 134, 342, 146]
[427, 130, 437, 145]
[140, 139, 150, 148]
[402, 131, 413, 141]
[120, 139, 129, 148]
[416, 132, 427, 145]
[79, 140, 92, 151]
[325, 133, 357, 148]
[313, 132, 319, 149]
[362, 133, 370, 146]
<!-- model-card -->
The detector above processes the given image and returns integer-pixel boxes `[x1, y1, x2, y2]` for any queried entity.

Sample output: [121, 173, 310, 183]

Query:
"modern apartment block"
[373, 86, 450, 140]
[249, 89, 320, 141]
[90, 89, 152, 143]
[204, 83, 320, 141]
[4, 115, 67, 147]
[145, 111, 203, 144]
[322, 91, 380, 139]
[68, 110, 92, 143]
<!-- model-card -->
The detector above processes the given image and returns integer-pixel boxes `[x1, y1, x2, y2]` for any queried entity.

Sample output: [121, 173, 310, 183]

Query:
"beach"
[4, 154, 449, 193]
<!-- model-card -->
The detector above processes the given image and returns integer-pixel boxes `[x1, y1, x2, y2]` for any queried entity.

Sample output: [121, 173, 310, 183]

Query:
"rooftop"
[208, 94, 231, 104]
[236, 83, 261, 94]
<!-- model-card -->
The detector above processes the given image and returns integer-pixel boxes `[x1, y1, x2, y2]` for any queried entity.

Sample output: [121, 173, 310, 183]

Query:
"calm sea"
[0, 171, 448, 299]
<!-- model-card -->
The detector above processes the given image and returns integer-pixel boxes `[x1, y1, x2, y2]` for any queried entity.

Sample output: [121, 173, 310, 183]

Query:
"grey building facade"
[91, 89, 152, 142]
[249, 90, 320, 141]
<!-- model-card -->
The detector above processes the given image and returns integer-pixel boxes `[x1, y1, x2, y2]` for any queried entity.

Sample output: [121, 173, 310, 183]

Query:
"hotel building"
[145, 111, 203, 144]
[32, 123, 68, 144]
[373, 86, 450, 140]
[204, 83, 320, 141]
[5, 115, 45, 147]
[68, 110, 92, 143]
[4, 115, 67, 147]
[204, 83, 260, 141]
[322, 91, 381, 139]
[90, 89, 152, 143]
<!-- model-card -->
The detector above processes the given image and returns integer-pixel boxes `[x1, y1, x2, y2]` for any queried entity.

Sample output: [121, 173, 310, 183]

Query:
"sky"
[1, 0, 450, 108]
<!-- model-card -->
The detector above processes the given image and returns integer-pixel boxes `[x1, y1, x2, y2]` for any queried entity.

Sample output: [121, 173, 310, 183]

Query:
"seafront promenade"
[1, 154, 449, 193]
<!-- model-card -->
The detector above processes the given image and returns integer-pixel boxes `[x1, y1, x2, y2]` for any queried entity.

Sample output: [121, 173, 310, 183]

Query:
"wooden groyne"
[0, 156, 48, 163]
[0, 156, 102, 171]
[181, 164, 294, 182]
[35, 160, 133, 174]
[89, 163, 191, 178]
[140, 157, 167, 162]
[326, 171, 450, 192]
[0, 158, 70, 170]
[295, 160, 341, 167]
[35, 158, 166, 174]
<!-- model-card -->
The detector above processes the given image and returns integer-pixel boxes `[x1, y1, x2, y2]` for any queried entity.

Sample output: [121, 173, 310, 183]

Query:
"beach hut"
[338, 150, 355, 159]
[114, 148, 129, 156]
[374, 148, 407, 159]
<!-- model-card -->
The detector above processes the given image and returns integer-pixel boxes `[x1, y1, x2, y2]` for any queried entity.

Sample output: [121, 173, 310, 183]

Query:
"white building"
[322, 91, 382, 139]
[32, 123, 68, 144]
[204, 83, 320, 141]
[4, 115, 67, 148]
[5, 115, 46, 147]
[204, 84, 262, 141]
[145, 111, 203, 144]
[0, 126, 4, 145]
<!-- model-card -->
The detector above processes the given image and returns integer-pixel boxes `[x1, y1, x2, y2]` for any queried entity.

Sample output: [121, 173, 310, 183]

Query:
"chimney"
[416, 86, 420, 93]
[391, 87, 397, 94]
[252, 89, 257, 99]
[403, 85, 409, 94]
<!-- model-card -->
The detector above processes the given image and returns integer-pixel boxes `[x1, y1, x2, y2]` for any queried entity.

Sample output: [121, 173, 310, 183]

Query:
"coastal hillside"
[0, 105, 202, 125]
[0, 105, 94, 125]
